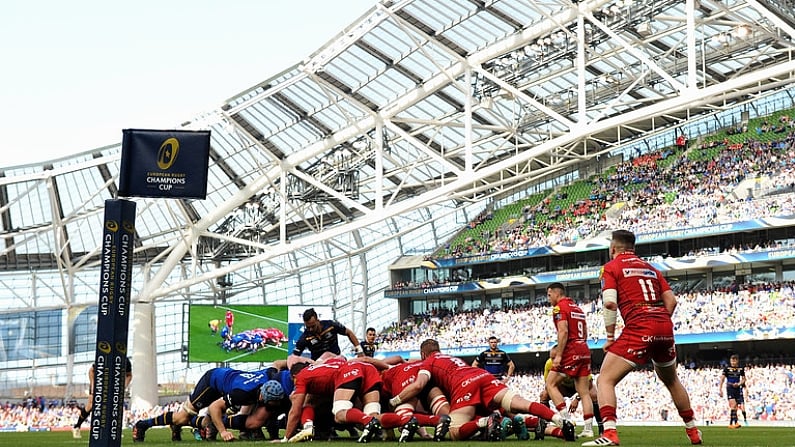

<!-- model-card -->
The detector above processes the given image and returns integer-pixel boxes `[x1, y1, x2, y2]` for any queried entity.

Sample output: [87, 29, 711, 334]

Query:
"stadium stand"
[3, 2, 795, 436]
[432, 122, 795, 259]
[379, 280, 795, 351]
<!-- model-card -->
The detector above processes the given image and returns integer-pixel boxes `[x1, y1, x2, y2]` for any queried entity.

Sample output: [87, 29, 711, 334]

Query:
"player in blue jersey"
[232, 361, 294, 440]
[361, 327, 379, 357]
[472, 336, 515, 382]
[719, 354, 747, 428]
[133, 367, 276, 442]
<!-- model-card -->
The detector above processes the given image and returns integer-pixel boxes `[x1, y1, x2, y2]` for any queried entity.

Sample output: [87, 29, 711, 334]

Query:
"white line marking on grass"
[216, 305, 287, 326]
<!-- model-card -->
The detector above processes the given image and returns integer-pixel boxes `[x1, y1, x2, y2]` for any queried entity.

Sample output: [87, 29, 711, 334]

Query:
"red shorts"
[336, 362, 382, 394]
[553, 342, 591, 377]
[607, 319, 677, 366]
[449, 370, 506, 412]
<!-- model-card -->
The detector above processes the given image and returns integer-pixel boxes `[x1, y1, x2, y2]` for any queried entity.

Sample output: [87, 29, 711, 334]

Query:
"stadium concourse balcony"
[378, 281, 795, 353]
[436, 129, 795, 260]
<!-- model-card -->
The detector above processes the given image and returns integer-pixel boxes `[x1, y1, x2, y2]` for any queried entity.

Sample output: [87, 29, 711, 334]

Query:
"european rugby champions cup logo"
[144, 136, 188, 193]
[119, 128, 210, 199]
[105, 220, 119, 233]
[157, 137, 180, 170]
[98, 340, 112, 354]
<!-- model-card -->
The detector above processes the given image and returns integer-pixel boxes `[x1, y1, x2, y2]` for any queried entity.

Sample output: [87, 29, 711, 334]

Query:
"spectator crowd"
[1, 364, 792, 431]
[380, 281, 795, 352]
[437, 130, 795, 259]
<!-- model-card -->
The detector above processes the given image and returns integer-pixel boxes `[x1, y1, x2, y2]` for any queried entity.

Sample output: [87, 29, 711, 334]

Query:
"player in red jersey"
[583, 230, 702, 446]
[546, 282, 595, 438]
[285, 357, 411, 443]
[389, 339, 574, 442]
[225, 310, 234, 335]
[382, 360, 451, 441]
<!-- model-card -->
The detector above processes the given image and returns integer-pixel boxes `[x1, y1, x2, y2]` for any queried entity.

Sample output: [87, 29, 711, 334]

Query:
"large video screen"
[188, 304, 334, 363]
[188, 304, 289, 363]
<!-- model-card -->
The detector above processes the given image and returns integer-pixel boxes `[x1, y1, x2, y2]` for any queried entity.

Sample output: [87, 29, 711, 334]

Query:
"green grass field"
[188, 304, 289, 363]
[7, 425, 792, 446]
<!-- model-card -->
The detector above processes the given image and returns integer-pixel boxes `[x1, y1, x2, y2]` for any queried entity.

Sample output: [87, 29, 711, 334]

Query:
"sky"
[0, 0, 377, 168]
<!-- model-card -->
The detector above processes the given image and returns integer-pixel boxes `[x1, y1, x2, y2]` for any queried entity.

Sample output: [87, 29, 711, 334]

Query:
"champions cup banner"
[90, 199, 136, 447]
[118, 129, 211, 199]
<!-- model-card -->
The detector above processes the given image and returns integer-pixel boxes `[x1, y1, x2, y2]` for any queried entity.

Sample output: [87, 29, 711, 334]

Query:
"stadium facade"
[0, 0, 794, 411]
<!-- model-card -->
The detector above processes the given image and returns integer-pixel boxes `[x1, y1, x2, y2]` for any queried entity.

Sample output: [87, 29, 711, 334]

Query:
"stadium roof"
[1, 0, 794, 318]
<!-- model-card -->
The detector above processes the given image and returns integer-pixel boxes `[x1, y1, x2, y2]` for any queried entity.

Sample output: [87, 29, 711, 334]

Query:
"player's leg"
[426, 386, 451, 441]
[588, 379, 603, 434]
[653, 360, 701, 444]
[447, 406, 478, 440]
[331, 387, 365, 425]
[582, 351, 633, 446]
[502, 390, 574, 441]
[727, 397, 739, 427]
[545, 371, 571, 420]
[573, 375, 595, 437]
[738, 401, 748, 426]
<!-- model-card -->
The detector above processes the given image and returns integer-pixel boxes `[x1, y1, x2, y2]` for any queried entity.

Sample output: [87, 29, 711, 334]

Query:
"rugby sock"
[190, 415, 208, 429]
[679, 408, 697, 429]
[378, 412, 406, 429]
[413, 413, 438, 427]
[457, 420, 481, 440]
[342, 408, 369, 425]
[593, 401, 604, 433]
[227, 414, 246, 430]
[555, 402, 570, 420]
[301, 406, 315, 426]
[74, 407, 90, 428]
[583, 415, 594, 432]
[729, 409, 737, 425]
[528, 401, 556, 421]
[599, 405, 617, 425]
[153, 411, 174, 427]
[741, 409, 747, 422]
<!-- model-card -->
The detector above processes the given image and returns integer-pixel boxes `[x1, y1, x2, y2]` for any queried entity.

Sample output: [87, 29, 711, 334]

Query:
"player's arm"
[352, 356, 391, 371]
[389, 370, 430, 407]
[272, 359, 288, 370]
[661, 289, 677, 315]
[88, 365, 95, 393]
[718, 373, 726, 396]
[505, 358, 515, 378]
[538, 386, 550, 405]
[284, 392, 307, 440]
[382, 354, 405, 366]
[568, 394, 580, 414]
[472, 354, 482, 368]
[208, 397, 234, 442]
[287, 355, 313, 370]
[344, 327, 364, 357]
[738, 370, 746, 388]
[602, 288, 618, 348]
[554, 319, 568, 368]
[287, 336, 310, 368]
